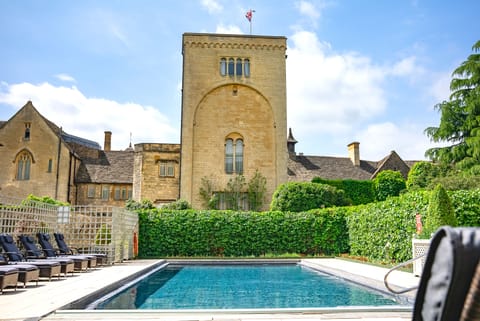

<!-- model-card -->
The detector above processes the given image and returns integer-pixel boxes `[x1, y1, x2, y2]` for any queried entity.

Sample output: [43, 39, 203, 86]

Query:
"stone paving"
[0, 258, 419, 321]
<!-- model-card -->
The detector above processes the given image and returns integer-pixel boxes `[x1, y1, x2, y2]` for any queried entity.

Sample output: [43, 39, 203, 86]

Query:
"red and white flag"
[245, 9, 253, 22]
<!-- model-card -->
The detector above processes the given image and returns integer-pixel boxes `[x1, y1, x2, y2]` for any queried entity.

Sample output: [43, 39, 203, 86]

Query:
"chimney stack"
[348, 142, 360, 166]
[104, 131, 112, 151]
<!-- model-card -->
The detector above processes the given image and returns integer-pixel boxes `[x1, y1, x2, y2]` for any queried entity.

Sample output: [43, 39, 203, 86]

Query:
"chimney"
[104, 131, 112, 151]
[348, 142, 360, 166]
[287, 128, 298, 156]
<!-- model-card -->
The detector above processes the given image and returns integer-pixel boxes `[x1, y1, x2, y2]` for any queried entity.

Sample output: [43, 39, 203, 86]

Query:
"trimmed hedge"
[138, 208, 349, 257]
[137, 189, 480, 263]
[312, 177, 375, 205]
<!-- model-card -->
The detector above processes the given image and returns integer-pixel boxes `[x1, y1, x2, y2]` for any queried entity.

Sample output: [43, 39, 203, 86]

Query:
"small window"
[102, 185, 110, 200]
[244, 59, 250, 77]
[127, 189, 133, 200]
[220, 58, 226, 76]
[236, 58, 243, 76]
[24, 123, 31, 140]
[121, 188, 127, 200]
[47, 159, 53, 173]
[87, 186, 96, 198]
[16, 151, 32, 180]
[159, 162, 175, 177]
[228, 58, 235, 76]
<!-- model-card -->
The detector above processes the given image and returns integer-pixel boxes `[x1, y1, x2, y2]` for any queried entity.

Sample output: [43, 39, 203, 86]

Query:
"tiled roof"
[288, 151, 415, 182]
[76, 150, 134, 184]
[288, 155, 377, 181]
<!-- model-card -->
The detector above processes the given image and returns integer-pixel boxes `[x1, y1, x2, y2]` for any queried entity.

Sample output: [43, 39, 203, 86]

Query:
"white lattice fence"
[0, 195, 138, 264]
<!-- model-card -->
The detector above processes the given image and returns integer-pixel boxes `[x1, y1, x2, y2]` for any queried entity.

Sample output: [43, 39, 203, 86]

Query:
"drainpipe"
[55, 127, 62, 199]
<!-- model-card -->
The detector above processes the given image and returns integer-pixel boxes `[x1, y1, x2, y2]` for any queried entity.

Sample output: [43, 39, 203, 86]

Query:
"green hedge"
[312, 178, 375, 205]
[138, 208, 349, 257]
[138, 189, 480, 263]
[346, 191, 430, 262]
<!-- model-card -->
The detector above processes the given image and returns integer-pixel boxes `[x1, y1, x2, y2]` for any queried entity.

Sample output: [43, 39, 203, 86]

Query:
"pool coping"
[0, 258, 417, 320]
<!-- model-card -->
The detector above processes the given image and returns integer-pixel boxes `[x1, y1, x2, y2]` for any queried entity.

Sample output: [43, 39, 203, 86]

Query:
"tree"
[425, 40, 480, 173]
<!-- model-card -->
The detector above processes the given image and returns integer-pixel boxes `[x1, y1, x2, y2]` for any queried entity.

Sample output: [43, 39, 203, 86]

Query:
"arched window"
[220, 58, 226, 76]
[244, 59, 250, 77]
[225, 135, 244, 174]
[236, 58, 243, 76]
[16, 151, 32, 180]
[228, 58, 235, 76]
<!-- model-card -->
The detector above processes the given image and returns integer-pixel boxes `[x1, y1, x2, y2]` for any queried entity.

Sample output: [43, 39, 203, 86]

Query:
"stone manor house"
[0, 33, 414, 209]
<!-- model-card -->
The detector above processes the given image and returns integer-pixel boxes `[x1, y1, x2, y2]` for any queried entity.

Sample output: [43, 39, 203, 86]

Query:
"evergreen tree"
[425, 40, 480, 173]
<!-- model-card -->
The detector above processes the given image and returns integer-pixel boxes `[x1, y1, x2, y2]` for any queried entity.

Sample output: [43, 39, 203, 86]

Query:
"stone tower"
[180, 33, 288, 209]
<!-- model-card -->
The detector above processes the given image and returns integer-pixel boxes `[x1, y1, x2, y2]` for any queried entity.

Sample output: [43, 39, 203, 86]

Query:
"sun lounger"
[53, 232, 103, 268]
[0, 266, 18, 294]
[1, 255, 39, 288]
[0, 233, 61, 281]
[36, 233, 90, 271]
[19, 235, 75, 276]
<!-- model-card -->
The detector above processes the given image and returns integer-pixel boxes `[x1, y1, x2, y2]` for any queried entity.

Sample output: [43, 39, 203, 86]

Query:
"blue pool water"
[96, 264, 399, 309]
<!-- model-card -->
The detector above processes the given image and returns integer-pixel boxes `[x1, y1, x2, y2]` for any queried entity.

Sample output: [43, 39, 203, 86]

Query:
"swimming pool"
[92, 263, 403, 310]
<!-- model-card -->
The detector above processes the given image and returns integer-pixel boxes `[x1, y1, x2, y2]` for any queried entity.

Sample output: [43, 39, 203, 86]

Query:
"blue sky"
[0, 0, 478, 161]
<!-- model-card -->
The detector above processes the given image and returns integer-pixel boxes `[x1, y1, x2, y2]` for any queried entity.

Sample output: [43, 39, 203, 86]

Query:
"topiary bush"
[374, 170, 406, 201]
[421, 184, 457, 238]
[270, 182, 349, 212]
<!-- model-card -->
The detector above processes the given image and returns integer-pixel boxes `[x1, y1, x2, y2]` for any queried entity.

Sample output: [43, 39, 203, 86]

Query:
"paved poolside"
[0, 258, 419, 321]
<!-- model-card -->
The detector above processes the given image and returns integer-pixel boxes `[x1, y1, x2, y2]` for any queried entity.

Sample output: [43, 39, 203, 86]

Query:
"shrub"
[421, 184, 457, 238]
[429, 175, 480, 190]
[406, 161, 440, 190]
[374, 170, 406, 201]
[270, 182, 349, 212]
[312, 178, 375, 205]
[125, 199, 154, 210]
[162, 199, 192, 210]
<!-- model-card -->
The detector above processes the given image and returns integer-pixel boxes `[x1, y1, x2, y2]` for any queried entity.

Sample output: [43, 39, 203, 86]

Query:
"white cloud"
[295, 1, 320, 20]
[216, 24, 243, 34]
[287, 30, 387, 138]
[201, 0, 223, 14]
[55, 74, 76, 83]
[0, 82, 179, 150]
[356, 122, 439, 160]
